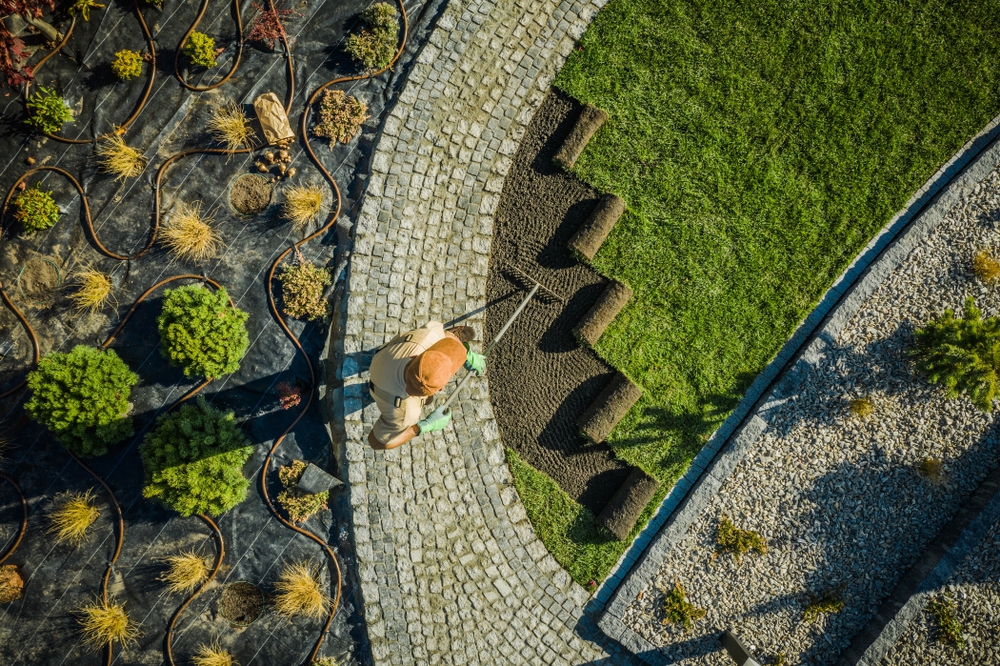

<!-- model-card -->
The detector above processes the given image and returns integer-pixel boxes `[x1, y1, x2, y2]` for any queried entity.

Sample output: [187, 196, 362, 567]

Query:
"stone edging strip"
[594, 112, 1000, 663]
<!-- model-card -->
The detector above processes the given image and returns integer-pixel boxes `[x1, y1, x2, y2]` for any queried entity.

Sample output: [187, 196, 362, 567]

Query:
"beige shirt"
[368, 321, 448, 445]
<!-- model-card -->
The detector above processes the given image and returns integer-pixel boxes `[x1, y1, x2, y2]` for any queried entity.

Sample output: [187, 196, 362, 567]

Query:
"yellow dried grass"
[76, 598, 141, 652]
[95, 133, 147, 181]
[161, 202, 222, 262]
[208, 101, 256, 154]
[282, 183, 325, 232]
[192, 642, 238, 666]
[69, 266, 114, 314]
[158, 549, 211, 594]
[48, 489, 100, 545]
[973, 250, 1000, 283]
[273, 560, 330, 620]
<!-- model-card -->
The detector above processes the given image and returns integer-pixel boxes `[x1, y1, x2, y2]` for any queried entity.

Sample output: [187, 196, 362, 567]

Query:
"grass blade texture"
[538, 0, 1000, 583]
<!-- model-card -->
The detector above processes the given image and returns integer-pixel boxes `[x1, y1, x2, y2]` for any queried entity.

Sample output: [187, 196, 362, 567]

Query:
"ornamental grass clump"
[48, 489, 101, 545]
[69, 266, 114, 314]
[76, 598, 141, 652]
[313, 90, 368, 146]
[973, 250, 1000, 283]
[25, 86, 73, 134]
[661, 581, 705, 633]
[918, 456, 945, 485]
[25, 346, 137, 457]
[715, 515, 767, 563]
[208, 100, 256, 154]
[141, 397, 253, 516]
[159, 549, 211, 594]
[111, 49, 143, 80]
[14, 183, 60, 233]
[184, 31, 218, 68]
[911, 297, 1000, 411]
[928, 593, 964, 647]
[273, 560, 330, 620]
[0, 565, 24, 603]
[192, 642, 237, 666]
[282, 182, 325, 231]
[849, 397, 874, 418]
[278, 255, 332, 322]
[95, 133, 147, 181]
[345, 2, 398, 72]
[802, 588, 845, 622]
[158, 284, 249, 379]
[161, 202, 222, 263]
[277, 460, 329, 523]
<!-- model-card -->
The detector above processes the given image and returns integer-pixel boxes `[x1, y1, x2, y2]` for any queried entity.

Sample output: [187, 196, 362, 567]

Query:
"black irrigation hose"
[0, 472, 28, 566]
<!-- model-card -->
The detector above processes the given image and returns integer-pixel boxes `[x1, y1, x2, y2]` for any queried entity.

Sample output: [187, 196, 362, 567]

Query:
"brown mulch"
[230, 174, 272, 216]
[219, 581, 264, 626]
[485, 89, 632, 515]
[17, 257, 59, 301]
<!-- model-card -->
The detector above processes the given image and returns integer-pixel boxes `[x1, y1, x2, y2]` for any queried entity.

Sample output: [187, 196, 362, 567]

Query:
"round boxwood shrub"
[183, 31, 217, 68]
[140, 397, 253, 516]
[24, 346, 138, 457]
[111, 49, 143, 81]
[158, 284, 249, 379]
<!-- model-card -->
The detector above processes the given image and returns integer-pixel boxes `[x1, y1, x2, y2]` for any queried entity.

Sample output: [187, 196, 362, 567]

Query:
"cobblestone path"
[337, 0, 640, 663]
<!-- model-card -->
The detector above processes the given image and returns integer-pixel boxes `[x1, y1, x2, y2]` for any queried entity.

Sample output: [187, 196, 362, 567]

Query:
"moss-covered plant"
[158, 284, 249, 379]
[277, 460, 329, 523]
[802, 588, 845, 622]
[661, 581, 705, 633]
[911, 297, 1000, 411]
[313, 90, 368, 146]
[25, 86, 74, 134]
[715, 515, 767, 563]
[973, 250, 1000, 283]
[13, 183, 60, 233]
[183, 31, 218, 68]
[24, 346, 137, 457]
[48, 489, 101, 545]
[927, 593, 964, 647]
[111, 49, 143, 80]
[140, 397, 253, 516]
[344, 2, 398, 72]
[848, 396, 874, 418]
[279, 256, 331, 322]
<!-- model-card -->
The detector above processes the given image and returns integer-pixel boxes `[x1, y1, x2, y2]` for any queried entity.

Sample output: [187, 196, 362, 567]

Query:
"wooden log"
[596, 467, 659, 540]
[568, 194, 625, 262]
[578, 371, 641, 444]
[573, 279, 632, 347]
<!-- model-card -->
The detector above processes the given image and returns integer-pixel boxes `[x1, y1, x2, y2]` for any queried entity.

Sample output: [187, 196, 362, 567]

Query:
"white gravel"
[879, 515, 1000, 665]
[621, 170, 1000, 665]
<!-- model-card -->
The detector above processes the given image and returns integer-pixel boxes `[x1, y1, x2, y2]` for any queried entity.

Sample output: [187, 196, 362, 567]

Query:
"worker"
[366, 321, 486, 450]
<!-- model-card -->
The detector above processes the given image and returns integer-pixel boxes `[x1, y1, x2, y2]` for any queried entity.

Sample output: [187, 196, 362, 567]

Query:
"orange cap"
[404, 336, 467, 396]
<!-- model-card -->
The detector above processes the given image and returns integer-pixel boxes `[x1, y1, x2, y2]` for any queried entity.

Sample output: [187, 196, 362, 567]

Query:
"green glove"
[418, 406, 451, 433]
[465, 350, 486, 375]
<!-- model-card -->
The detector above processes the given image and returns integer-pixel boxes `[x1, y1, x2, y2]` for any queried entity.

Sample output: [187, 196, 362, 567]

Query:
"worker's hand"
[464, 350, 486, 375]
[417, 406, 451, 434]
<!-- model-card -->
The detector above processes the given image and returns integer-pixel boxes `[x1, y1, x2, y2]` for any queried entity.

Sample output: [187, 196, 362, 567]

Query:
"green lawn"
[518, 0, 1000, 585]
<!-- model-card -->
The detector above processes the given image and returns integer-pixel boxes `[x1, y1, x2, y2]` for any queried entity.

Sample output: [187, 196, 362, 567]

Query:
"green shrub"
[14, 184, 60, 233]
[24, 346, 137, 457]
[140, 397, 253, 516]
[715, 515, 767, 562]
[279, 260, 331, 322]
[911, 297, 1000, 411]
[802, 588, 845, 622]
[277, 460, 329, 523]
[928, 593, 964, 647]
[24, 86, 74, 134]
[158, 285, 249, 379]
[661, 581, 705, 633]
[345, 2, 398, 72]
[183, 32, 218, 68]
[111, 49, 143, 81]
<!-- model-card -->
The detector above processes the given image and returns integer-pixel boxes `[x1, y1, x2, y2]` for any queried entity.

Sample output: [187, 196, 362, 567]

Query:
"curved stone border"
[331, 0, 646, 662]
[595, 114, 1000, 663]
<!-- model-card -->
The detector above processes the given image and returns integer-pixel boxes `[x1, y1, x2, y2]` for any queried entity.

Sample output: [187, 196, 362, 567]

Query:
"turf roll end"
[578, 371, 641, 444]
[596, 466, 659, 540]
[568, 194, 625, 262]
[553, 103, 609, 170]
[573, 279, 633, 346]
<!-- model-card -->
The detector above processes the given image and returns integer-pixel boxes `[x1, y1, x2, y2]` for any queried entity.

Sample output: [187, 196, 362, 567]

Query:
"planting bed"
[0, 0, 439, 664]
[618, 168, 1000, 665]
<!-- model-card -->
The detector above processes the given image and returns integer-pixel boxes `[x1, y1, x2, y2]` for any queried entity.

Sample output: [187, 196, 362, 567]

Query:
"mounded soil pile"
[17, 257, 59, 300]
[220, 582, 264, 626]
[578, 372, 643, 444]
[574, 279, 632, 347]
[596, 467, 659, 540]
[230, 174, 272, 217]
[553, 103, 609, 170]
[486, 89, 631, 515]
[568, 193, 625, 262]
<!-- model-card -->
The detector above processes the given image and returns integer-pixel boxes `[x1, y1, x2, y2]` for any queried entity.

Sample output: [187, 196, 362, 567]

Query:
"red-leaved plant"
[276, 381, 302, 410]
[245, 1, 296, 50]
[0, 1, 56, 87]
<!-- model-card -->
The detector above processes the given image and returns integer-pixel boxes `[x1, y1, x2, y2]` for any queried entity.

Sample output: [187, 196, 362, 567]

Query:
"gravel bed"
[880, 515, 1000, 665]
[620, 170, 1000, 666]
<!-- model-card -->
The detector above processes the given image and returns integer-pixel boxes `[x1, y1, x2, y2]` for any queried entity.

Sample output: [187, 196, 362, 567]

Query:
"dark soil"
[230, 174, 272, 217]
[486, 89, 631, 515]
[17, 257, 60, 301]
[220, 581, 264, 626]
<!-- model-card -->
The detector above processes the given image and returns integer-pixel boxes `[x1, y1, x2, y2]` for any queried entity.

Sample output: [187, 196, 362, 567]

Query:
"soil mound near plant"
[230, 174, 272, 217]
[17, 257, 59, 301]
[485, 89, 631, 515]
[220, 581, 264, 626]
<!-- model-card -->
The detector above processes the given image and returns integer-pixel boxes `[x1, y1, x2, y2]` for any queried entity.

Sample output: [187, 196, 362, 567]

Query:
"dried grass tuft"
[848, 397, 874, 418]
[273, 560, 330, 620]
[208, 101, 256, 154]
[161, 202, 222, 262]
[48, 489, 100, 545]
[974, 250, 1000, 283]
[95, 133, 147, 181]
[69, 266, 114, 314]
[192, 642, 238, 666]
[76, 598, 141, 652]
[282, 183, 325, 231]
[918, 457, 945, 485]
[158, 549, 211, 594]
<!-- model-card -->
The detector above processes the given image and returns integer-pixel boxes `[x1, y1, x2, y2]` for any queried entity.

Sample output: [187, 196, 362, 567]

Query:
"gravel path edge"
[594, 112, 1000, 665]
